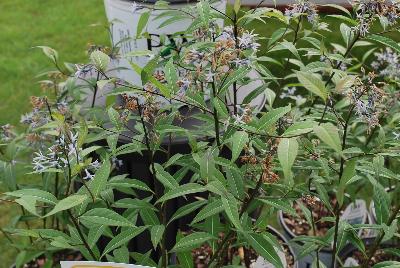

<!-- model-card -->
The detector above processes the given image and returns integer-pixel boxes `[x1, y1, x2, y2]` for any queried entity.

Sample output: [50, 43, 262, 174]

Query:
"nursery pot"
[103, 0, 227, 87]
[278, 199, 369, 268]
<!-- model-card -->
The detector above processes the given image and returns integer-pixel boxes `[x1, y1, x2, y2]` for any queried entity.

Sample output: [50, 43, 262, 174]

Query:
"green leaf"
[340, 23, 354, 47]
[213, 98, 229, 119]
[136, 11, 150, 38]
[373, 184, 390, 225]
[280, 41, 300, 60]
[231, 131, 248, 162]
[245, 232, 283, 268]
[297, 71, 328, 101]
[259, 199, 297, 217]
[368, 34, 400, 54]
[157, 183, 206, 203]
[15, 196, 39, 217]
[45, 194, 87, 217]
[219, 68, 250, 95]
[176, 232, 194, 268]
[108, 178, 153, 193]
[257, 105, 291, 132]
[154, 163, 179, 190]
[222, 193, 242, 230]
[90, 50, 110, 71]
[80, 208, 135, 227]
[169, 200, 207, 224]
[313, 123, 342, 153]
[226, 167, 245, 199]
[171, 232, 214, 252]
[338, 159, 356, 206]
[139, 208, 160, 226]
[191, 199, 224, 224]
[88, 225, 106, 248]
[165, 58, 178, 94]
[277, 138, 298, 180]
[151, 225, 165, 249]
[197, 0, 210, 26]
[283, 121, 315, 137]
[35, 46, 58, 62]
[89, 160, 111, 198]
[102, 227, 147, 257]
[6, 189, 57, 204]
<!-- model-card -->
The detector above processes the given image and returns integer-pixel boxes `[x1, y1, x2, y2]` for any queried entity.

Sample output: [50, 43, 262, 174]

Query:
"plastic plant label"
[250, 248, 287, 268]
[343, 257, 359, 267]
[341, 199, 367, 226]
[60, 261, 154, 268]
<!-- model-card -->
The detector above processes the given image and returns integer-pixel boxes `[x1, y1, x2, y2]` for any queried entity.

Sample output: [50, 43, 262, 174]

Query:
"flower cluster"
[20, 97, 50, 129]
[371, 48, 400, 80]
[354, 0, 400, 36]
[285, 0, 319, 25]
[346, 73, 387, 131]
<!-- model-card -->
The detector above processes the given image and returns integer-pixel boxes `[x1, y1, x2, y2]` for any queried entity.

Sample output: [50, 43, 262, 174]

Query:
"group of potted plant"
[1, 0, 400, 267]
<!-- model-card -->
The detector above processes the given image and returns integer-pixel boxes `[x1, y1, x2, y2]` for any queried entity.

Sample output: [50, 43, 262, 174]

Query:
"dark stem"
[91, 71, 100, 108]
[67, 210, 97, 260]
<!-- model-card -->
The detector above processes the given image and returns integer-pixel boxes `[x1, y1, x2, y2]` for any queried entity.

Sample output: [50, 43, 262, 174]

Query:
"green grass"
[0, 0, 108, 266]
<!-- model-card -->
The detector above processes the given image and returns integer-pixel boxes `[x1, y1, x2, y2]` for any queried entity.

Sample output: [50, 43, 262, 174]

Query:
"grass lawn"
[0, 0, 108, 266]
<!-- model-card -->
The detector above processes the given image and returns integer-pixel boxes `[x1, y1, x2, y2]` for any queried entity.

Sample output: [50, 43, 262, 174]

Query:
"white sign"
[61, 261, 154, 268]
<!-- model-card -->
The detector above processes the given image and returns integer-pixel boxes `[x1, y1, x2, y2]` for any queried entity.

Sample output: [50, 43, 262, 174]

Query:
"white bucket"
[103, 0, 227, 86]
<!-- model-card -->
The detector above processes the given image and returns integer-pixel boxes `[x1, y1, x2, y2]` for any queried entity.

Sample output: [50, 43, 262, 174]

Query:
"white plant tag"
[341, 199, 367, 226]
[250, 248, 287, 268]
[343, 257, 359, 267]
[60, 261, 154, 268]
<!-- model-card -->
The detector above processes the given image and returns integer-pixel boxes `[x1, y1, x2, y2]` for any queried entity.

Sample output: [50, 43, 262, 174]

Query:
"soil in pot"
[282, 195, 337, 237]
[16, 250, 83, 268]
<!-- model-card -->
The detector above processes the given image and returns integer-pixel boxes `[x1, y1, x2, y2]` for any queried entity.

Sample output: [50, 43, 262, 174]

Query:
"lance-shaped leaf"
[231, 131, 249, 162]
[297, 71, 328, 101]
[373, 184, 390, 225]
[6, 189, 57, 205]
[169, 200, 207, 224]
[80, 208, 135, 227]
[368, 34, 400, 54]
[244, 232, 283, 268]
[171, 232, 215, 252]
[89, 159, 111, 198]
[45, 194, 88, 217]
[154, 163, 179, 190]
[102, 227, 147, 257]
[151, 225, 165, 249]
[313, 123, 342, 153]
[222, 193, 242, 230]
[256, 105, 291, 132]
[156, 183, 206, 203]
[277, 138, 298, 180]
[191, 199, 224, 224]
[164, 58, 179, 93]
